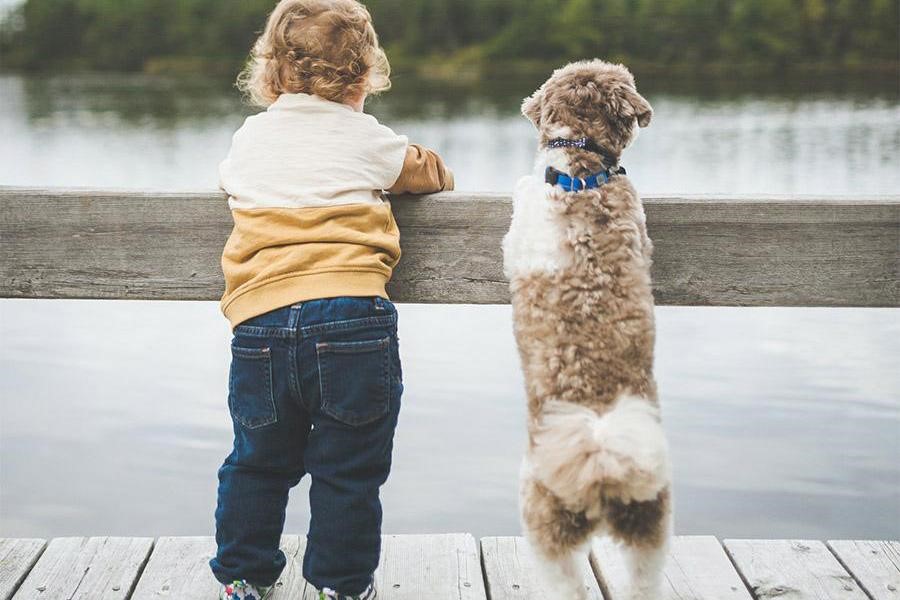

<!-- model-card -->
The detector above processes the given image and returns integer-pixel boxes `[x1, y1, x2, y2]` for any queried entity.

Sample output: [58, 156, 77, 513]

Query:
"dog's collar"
[545, 165, 625, 192]
[546, 137, 620, 167]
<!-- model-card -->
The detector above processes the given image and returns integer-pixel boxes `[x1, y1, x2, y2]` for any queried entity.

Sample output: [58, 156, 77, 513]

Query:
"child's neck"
[345, 94, 366, 113]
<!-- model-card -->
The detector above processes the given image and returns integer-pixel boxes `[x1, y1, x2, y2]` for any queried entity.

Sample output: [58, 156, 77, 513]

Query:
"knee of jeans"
[224, 436, 304, 476]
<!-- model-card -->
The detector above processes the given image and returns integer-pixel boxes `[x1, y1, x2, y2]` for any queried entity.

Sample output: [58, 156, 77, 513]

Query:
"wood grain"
[2, 187, 897, 306]
[4, 535, 900, 598]
[130, 534, 485, 599]
[130, 535, 317, 600]
[0, 540, 45, 600]
[376, 534, 487, 600]
[12, 537, 152, 600]
[480, 536, 603, 599]
[267, 537, 318, 600]
[724, 539, 869, 600]
[591, 536, 754, 599]
[827, 540, 900, 600]
[129, 536, 219, 600]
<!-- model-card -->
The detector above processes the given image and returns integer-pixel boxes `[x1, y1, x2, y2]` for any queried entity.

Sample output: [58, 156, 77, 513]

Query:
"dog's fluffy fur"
[503, 60, 672, 599]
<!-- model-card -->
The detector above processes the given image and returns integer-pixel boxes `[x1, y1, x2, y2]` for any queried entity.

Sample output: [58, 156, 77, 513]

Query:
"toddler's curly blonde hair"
[238, 0, 391, 107]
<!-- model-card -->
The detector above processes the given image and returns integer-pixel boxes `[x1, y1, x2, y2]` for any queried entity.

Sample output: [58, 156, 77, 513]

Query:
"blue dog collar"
[545, 166, 625, 192]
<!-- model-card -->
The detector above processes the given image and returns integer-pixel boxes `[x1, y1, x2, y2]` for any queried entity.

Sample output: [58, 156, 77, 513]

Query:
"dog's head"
[522, 60, 651, 161]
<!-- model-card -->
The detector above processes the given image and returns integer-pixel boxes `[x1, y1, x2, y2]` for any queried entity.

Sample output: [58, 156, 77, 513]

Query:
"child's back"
[219, 92, 409, 328]
[210, 2, 452, 599]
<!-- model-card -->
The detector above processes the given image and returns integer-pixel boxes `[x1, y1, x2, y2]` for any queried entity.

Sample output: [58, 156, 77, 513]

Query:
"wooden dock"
[2, 535, 898, 599]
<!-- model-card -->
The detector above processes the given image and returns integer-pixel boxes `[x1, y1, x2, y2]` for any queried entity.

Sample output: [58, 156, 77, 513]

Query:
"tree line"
[1, 0, 897, 72]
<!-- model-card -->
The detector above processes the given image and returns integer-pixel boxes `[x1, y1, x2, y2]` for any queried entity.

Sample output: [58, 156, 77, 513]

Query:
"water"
[1, 73, 898, 540]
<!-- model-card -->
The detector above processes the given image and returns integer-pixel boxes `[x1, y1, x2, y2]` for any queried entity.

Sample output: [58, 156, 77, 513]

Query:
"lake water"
[1, 73, 898, 541]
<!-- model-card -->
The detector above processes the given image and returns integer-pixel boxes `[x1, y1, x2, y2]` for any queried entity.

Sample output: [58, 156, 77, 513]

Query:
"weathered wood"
[1, 187, 897, 306]
[591, 536, 753, 599]
[128, 537, 219, 600]
[130, 536, 316, 600]
[129, 534, 485, 599]
[268, 537, 318, 600]
[480, 536, 603, 599]
[724, 539, 869, 600]
[0, 540, 45, 600]
[377, 534, 486, 600]
[827, 540, 900, 599]
[3, 536, 900, 598]
[12, 537, 152, 600]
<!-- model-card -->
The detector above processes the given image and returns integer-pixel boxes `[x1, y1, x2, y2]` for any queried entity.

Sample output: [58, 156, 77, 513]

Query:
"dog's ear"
[521, 88, 544, 129]
[614, 85, 653, 128]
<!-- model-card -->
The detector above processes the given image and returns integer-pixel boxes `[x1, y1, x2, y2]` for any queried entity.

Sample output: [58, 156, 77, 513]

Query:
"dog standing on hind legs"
[503, 60, 672, 599]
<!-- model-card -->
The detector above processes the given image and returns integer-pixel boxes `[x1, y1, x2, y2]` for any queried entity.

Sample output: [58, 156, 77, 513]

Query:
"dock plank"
[129, 537, 218, 600]
[130, 536, 317, 599]
[725, 539, 868, 599]
[592, 536, 753, 599]
[267, 537, 317, 600]
[827, 540, 900, 600]
[0, 539, 46, 600]
[480, 536, 602, 599]
[132, 535, 316, 600]
[377, 534, 486, 600]
[12, 537, 152, 600]
[132, 535, 485, 599]
[589, 538, 630, 599]
[5, 535, 897, 599]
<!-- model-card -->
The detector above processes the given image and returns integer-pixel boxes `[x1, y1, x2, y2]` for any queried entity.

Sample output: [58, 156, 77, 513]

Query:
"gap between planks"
[724, 539, 883, 600]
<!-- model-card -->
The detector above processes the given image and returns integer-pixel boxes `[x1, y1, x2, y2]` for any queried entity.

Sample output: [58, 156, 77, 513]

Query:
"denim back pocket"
[316, 337, 391, 427]
[228, 346, 277, 430]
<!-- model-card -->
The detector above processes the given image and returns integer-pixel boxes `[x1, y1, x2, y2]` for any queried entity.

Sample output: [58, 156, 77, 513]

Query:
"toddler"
[210, 1, 453, 599]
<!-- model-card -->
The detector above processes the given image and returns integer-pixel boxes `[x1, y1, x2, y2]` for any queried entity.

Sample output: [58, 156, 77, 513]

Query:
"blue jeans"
[210, 297, 403, 595]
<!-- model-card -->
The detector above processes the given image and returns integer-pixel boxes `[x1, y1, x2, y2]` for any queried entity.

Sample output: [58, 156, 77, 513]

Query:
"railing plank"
[0, 540, 46, 600]
[591, 536, 753, 599]
[827, 540, 900, 600]
[480, 536, 603, 599]
[1, 187, 898, 306]
[12, 537, 152, 600]
[724, 539, 869, 599]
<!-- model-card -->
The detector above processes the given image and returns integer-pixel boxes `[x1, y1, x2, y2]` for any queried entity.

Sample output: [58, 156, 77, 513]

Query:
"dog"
[502, 60, 672, 599]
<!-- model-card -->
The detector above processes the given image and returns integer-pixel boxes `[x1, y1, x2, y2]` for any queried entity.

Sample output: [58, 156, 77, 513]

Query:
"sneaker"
[220, 580, 272, 600]
[319, 582, 377, 600]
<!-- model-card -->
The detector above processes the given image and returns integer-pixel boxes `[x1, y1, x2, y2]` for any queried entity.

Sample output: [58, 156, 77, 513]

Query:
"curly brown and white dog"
[503, 60, 672, 599]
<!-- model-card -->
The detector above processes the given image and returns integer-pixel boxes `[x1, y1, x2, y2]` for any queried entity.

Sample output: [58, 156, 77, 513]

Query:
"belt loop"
[288, 303, 303, 335]
[374, 297, 386, 311]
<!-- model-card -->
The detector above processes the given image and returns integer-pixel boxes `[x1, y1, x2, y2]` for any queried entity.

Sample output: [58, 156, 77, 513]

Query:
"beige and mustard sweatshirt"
[219, 93, 454, 327]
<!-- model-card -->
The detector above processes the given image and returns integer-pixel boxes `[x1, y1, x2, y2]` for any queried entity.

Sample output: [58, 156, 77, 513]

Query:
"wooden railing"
[1, 187, 898, 307]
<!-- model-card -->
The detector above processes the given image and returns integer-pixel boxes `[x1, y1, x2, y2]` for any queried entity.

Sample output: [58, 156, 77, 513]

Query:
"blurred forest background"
[1, 0, 897, 77]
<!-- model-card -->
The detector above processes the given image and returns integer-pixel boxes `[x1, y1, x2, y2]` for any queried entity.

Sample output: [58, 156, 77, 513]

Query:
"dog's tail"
[529, 394, 670, 505]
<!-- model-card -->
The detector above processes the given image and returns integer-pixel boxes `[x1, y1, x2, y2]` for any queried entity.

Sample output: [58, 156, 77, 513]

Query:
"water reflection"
[1, 302, 897, 539]
[3, 74, 898, 195]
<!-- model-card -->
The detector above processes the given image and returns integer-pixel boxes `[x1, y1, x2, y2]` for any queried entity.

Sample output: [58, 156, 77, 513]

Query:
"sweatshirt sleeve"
[387, 144, 455, 194]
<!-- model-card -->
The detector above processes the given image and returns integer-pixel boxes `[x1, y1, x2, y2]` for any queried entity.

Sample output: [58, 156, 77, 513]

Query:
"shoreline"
[2, 55, 897, 82]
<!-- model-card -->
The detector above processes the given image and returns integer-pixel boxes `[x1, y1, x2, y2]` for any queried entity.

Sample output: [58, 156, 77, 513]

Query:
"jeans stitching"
[233, 325, 295, 339]
[301, 314, 397, 337]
